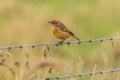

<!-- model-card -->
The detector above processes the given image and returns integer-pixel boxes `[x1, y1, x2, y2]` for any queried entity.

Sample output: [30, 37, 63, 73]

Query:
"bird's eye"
[52, 22, 56, 24]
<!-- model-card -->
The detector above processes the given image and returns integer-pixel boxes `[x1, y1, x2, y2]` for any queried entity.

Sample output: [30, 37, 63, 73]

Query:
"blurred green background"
[0, 0, 120, 80]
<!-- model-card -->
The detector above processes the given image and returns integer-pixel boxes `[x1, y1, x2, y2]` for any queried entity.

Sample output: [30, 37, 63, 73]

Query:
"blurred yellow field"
[0, 0, 120, 80]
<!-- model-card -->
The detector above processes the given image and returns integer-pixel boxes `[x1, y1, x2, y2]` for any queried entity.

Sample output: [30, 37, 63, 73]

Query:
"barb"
[40, 68, 120, 80]
[0, 37, 120, 50]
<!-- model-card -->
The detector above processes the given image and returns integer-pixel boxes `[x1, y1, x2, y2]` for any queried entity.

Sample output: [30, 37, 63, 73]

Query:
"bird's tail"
[72, 35, 80, 40]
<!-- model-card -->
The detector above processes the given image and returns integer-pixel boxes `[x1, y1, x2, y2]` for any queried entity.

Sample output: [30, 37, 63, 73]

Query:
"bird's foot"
[57, 41, 64, 46]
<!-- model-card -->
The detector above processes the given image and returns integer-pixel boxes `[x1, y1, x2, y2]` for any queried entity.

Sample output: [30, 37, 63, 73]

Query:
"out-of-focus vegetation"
[0, 0, 120, 80]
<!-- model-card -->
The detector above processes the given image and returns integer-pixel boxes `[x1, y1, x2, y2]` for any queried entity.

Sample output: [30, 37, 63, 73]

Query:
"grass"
[0, 0, 120, 80]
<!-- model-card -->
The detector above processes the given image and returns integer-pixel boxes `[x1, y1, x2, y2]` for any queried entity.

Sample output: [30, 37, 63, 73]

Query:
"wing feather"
[56, 21, 75, 36]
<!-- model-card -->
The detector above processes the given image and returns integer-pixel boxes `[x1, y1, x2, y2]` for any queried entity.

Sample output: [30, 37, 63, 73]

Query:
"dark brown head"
[48, 20, 58, 25]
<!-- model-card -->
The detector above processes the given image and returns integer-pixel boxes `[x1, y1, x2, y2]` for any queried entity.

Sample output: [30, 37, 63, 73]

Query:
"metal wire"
[0, 37, 120, 80]
[39, 68, 120, 80]
[0, 37, 120, 51]
[0, 36, 120, 51]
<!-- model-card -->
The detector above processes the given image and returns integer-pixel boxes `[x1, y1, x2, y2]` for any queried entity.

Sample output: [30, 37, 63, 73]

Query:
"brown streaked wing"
[57, 21, 75, 36]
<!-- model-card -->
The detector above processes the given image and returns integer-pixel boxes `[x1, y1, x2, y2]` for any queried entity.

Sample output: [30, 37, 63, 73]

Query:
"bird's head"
[48, 20, 58, 25]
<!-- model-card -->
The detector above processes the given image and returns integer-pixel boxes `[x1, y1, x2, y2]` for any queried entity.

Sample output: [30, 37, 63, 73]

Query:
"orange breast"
[51, 26, 71, 39]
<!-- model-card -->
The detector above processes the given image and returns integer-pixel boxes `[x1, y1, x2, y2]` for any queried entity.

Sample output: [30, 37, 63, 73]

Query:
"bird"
[48, 19, 80, 44]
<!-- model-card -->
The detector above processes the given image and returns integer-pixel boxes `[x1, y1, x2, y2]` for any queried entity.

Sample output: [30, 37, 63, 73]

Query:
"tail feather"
[72, 35, 80, 40]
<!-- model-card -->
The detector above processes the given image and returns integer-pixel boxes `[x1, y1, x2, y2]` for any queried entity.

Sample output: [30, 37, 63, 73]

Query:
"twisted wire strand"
[0, 37, 120, 79]
[0, 37, 120, 51]
[44, 68, 120, 80]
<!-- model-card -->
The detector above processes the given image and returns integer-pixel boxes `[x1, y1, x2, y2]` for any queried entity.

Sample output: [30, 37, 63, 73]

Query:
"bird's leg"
[58, 39, 65, 45]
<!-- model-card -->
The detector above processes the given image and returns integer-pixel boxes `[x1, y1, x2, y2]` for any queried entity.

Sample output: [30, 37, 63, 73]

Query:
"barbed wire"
[0, 36, 120, 51]
[0, 37, 120, 79]
[36, 68, 120, 80]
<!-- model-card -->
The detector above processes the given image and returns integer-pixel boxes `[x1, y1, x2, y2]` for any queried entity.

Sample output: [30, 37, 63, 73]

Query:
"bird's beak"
[48, 21, 52, 23]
